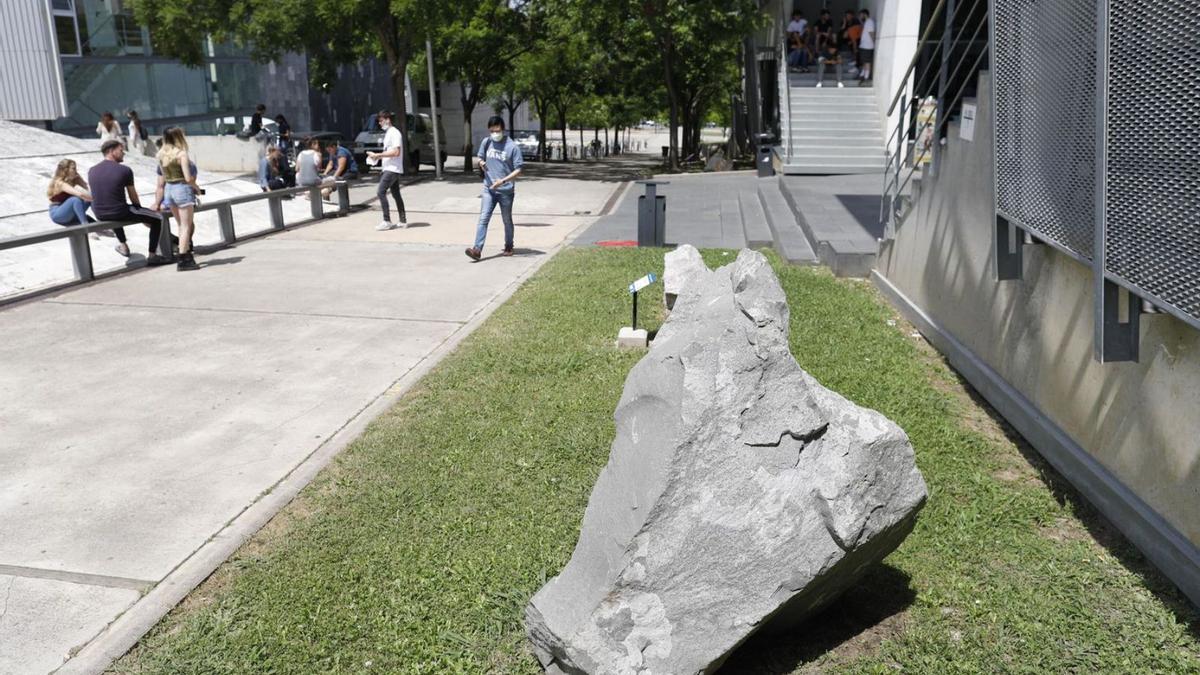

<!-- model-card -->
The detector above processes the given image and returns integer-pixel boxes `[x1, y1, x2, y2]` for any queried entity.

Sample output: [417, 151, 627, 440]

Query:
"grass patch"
[113, 248, 1200, 674]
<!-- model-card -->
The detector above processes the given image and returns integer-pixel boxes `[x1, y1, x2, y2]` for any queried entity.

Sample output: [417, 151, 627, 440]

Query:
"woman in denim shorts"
[152, 127, 202, 271]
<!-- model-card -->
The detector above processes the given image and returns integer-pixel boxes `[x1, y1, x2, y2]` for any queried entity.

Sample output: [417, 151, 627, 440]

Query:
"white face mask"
[490, 131, 504, 142]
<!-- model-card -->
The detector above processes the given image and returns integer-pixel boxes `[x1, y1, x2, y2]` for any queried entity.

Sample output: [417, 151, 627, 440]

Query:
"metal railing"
[879, 0, 989, 237]
[0, 178, 371, 302]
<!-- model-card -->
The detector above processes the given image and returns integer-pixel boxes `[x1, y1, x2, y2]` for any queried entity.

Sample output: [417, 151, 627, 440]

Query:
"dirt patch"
[1039, 516, 1090, 544]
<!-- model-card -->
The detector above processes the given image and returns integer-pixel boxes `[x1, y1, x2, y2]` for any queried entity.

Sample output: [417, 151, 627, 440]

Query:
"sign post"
[618, 273, 657, 349]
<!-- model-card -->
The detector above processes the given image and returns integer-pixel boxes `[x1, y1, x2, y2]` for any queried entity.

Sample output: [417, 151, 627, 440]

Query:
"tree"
[433, 0, 533, 171]
[130, 0, 443, 142]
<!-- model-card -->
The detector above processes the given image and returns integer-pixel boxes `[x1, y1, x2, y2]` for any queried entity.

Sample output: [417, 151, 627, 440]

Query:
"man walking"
[465, 116, 524, 261]
[88, 140, 171, 265]
[367, 110, 407, 230]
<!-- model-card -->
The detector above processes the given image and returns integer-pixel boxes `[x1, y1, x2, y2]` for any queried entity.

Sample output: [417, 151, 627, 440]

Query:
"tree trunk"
[663, 45, 680, 170]
[604, 127, 609, 156]
[534, 96, 549, 161]
[557, 106, 569, 162]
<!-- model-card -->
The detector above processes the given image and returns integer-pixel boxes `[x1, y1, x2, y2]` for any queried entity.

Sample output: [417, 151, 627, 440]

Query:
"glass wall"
[51, 0, 266, 136]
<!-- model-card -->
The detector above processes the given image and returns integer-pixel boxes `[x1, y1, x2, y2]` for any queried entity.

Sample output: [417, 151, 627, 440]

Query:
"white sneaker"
[115, 242, 130, 257]
[815, 82, 823, 88]
[838, 82, 845, 88]
[375, 221, 396, 231]
[399, 219, 408, 229]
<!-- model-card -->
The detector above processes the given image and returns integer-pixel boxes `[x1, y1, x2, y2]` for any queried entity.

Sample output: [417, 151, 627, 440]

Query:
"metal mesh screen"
[993, 0, 1096, 260]
[1105, 0, 1200, 322]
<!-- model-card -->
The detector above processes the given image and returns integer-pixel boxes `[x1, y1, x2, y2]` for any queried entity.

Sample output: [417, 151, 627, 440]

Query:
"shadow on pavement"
[200, 256, 244, 268]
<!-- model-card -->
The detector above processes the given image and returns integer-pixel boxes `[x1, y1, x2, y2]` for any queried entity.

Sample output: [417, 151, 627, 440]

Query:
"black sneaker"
[177, 253, 200, 271]
[146, 253, 172, 266]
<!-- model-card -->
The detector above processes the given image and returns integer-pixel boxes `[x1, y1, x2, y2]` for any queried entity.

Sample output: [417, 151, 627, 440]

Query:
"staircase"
[782, 73, 888, 175]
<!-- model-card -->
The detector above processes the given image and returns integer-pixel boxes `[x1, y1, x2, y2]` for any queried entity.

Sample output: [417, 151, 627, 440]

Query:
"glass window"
[54, 15, 81, 56]
[52, 0, 74, 11]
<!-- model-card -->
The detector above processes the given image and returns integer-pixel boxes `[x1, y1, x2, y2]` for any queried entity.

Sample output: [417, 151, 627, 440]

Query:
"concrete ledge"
[872, 270, 1200, 609]
[778, 177, 876, 277]
[756, 181, 817, 265]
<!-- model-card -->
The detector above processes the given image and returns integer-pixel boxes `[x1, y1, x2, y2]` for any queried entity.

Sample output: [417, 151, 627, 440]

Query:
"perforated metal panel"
[1105, 0, 1200, 323]
[993, 0, 1096, 260]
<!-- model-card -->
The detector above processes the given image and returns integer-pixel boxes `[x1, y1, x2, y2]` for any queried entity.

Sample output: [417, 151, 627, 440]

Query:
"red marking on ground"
[596, 240, 638, 247]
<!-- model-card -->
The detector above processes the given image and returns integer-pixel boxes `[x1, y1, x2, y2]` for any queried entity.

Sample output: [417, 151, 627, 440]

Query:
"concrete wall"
[875, 71, 1200, 604]
[870, 0, 921, 145]
[186, 135, 270, 174]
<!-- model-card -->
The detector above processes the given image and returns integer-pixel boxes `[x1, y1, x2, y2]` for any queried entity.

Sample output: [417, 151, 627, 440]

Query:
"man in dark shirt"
[249, 103, 265, 136]
[815, 10, 835, 51]
[88, 140, 170, 265]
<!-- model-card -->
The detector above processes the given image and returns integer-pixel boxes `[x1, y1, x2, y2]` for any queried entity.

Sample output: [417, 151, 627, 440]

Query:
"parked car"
[512, 130, 541, 160]
[352, 113, 447, 171]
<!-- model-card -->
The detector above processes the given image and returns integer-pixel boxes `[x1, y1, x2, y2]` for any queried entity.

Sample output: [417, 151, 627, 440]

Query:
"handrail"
[886, 0, 949, 115]
[879, 0, 990, 236]
[0, 176, 378, 299]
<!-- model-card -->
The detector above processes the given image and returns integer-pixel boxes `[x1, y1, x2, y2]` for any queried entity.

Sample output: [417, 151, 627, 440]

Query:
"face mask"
[490, 131, 504, 142]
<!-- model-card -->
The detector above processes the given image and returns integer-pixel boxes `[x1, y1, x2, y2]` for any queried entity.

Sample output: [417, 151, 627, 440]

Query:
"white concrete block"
[616, 327, 648, 349]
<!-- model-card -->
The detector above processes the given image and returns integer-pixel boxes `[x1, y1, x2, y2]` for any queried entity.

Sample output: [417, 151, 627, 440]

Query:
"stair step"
[738, 191, 774, 249]
[793, 153, 887, 166]
[757, 181, 818, 265]
[789, 99, 878, 108]
[782, 163, 887, 175]
[788, 87, 876, 96]
[720, 197, 748, 249]
[789, 146, 885, 157]
[790, 113, 879, 123]
[791, 121, 883, 132]
[789, 135, 881, 146]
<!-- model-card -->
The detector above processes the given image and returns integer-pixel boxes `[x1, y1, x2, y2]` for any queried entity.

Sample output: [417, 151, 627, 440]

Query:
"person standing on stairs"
[858, 9, 876, 84]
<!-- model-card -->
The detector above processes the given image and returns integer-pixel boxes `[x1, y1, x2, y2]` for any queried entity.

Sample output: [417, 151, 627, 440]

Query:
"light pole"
[425, 37, 443, 180]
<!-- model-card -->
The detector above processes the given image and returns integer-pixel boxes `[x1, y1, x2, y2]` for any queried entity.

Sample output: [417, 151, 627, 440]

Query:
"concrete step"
[782, 162, 887, 175]
[790, 112, 879, 124]
[777, 176, 879, 277]
[757, 181, 817, 265]
[789, 100, 879, 110]
[738, 190, 774, 249]
[719, 197, 748, 249]
[788, 86, 876, 97]
[790, 145, 886, 159]
[789, 134, 881, 146]
[795, 153, 886, 166]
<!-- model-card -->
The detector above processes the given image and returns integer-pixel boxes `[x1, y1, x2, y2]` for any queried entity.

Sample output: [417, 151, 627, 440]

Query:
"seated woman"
[295, 137, 332, 199]
[47, 158, 130, 257]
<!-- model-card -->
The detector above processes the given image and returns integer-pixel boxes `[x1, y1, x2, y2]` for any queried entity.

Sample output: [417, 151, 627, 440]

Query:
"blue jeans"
[474, 188, 514, 251]
[49, 196, 90, 226]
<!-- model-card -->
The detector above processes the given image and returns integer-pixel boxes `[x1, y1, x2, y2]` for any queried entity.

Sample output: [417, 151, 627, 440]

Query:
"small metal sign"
[629, 273, 656, 294]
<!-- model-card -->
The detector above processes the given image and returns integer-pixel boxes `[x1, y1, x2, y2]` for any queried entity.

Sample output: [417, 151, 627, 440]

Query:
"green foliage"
[114, 247, 1200, 673]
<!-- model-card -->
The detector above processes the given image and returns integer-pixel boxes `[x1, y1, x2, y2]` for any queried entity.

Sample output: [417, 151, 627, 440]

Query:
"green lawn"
[114, 247, 1200, 674]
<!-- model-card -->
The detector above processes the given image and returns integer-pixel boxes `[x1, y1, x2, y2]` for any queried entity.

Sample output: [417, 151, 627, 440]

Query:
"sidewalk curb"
[52, 178, 625, 675]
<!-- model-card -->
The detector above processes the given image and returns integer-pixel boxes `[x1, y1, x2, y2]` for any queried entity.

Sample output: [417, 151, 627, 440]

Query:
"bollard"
[635, 180, 669, 247]
[268, 195, 285, 230]
[67, 229, 94, 281]
[336, 181, 350, 215]
[217, 203, 236, 245]
[309, 186, 322, 219]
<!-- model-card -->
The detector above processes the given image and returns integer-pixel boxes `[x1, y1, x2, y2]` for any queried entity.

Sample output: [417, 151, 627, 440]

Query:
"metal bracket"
[1095, 279, 1140, 362]
[995, 213, 1022, 280]
[268, 196, 285, 230]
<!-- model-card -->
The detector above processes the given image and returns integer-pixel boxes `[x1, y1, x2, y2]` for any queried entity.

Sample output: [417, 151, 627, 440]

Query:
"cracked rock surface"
[525, 249, 927, 675]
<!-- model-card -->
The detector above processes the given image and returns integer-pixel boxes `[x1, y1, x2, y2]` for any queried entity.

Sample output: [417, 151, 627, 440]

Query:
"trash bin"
[756, 133, 775, 178]
[661, 145, 669, 159]
[636, 180, 669, 246]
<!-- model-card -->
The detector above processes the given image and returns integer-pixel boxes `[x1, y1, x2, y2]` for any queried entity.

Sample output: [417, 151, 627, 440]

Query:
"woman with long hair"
[273, 114, 291, 153]
[96, 111, 124, 146]
[127, 110, 147, 156]
[46, 159, 130, 257]
[152, 127, 201, 271]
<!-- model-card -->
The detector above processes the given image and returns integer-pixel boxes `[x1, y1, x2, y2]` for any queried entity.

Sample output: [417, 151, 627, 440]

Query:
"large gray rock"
[526, 249, 927, 675]
[662, 244, 707, 312]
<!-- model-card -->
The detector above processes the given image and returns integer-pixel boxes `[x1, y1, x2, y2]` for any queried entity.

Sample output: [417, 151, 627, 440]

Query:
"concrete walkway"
[0, 162, 630, 675]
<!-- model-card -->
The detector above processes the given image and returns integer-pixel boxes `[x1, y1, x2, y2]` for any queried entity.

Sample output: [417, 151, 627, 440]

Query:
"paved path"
[0, 162, 630, 675]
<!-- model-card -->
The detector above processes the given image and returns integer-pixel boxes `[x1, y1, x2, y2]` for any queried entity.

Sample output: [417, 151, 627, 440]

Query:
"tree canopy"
[130, 0, 766, 170]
